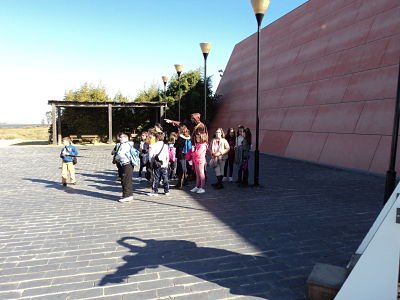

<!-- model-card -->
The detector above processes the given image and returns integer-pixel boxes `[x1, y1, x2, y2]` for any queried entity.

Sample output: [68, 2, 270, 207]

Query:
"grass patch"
[0, 126, 49, 140]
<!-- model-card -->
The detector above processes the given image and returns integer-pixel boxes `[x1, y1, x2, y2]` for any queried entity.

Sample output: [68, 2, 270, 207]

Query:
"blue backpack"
[129, 145, 140, 167]
[182, 139, 192, 154]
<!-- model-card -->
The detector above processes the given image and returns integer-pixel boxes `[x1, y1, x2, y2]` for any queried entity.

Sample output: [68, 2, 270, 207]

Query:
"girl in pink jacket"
[190, 133, 208, 194]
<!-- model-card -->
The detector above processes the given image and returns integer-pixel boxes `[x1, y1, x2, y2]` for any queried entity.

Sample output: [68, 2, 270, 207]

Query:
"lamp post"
[250, 0, 270, 187]
[200, 42, 212, 122]
[162, 75, 168, 121]
[174, 64, 183, 122]
[384, 60, 400, 204]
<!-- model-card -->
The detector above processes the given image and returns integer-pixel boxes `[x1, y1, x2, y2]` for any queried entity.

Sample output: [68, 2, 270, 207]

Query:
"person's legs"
[161, 167, 169, 193]
[223, 159, 228, 178]
[152, 167, 161, 193]
[68, 162, 76, 183]
[121, 164, 133, 198]
[197, 161, 206, 188]
[61, 162, 68, 185]
[228, 156, 234, 179]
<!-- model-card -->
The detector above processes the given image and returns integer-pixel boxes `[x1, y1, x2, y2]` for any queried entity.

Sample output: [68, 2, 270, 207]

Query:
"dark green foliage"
[53, 71, 220, 141]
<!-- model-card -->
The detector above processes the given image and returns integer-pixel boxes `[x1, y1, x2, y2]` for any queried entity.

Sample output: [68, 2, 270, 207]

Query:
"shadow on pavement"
[99, 236, 276, 299]
[24, 178, 120, 201]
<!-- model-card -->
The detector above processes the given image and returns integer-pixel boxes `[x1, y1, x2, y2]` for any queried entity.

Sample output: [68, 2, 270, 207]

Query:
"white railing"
[335, 183, 400, 300]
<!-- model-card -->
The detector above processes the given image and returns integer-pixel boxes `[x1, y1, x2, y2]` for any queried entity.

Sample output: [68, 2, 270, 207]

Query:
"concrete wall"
[212, 0, 400, 174]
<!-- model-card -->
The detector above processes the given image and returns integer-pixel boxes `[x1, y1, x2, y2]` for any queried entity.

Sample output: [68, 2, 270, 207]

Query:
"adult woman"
[210, 128, 230, 189]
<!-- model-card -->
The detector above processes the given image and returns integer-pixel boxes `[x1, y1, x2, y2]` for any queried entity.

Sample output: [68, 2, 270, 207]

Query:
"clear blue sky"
[0, 0, 308, 124]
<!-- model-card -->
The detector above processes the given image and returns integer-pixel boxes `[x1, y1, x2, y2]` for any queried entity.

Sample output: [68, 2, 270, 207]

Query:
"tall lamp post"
[250, 0, 270, 187]
[174, 64, 183, 122]
[200, 42, 212, 122]
[384, 60, 400, 204]
[162, 75, 168, 121]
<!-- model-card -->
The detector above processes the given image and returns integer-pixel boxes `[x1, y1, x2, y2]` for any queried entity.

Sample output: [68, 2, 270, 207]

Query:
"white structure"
[335, 184, 400, 299]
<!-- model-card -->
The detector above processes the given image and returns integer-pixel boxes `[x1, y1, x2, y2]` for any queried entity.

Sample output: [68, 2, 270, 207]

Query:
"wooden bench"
[80, 135, 100, 144]
[69, 135, 82, 144]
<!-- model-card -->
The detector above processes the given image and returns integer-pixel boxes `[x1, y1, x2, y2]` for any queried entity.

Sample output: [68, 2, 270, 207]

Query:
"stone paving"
[0, 144, 384, 299]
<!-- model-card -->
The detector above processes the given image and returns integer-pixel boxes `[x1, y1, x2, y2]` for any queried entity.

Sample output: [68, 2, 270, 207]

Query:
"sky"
[0, 0, 308, 124]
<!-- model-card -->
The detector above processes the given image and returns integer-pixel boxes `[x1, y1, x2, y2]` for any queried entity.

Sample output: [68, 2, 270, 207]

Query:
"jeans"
[152, 167, 169, 193]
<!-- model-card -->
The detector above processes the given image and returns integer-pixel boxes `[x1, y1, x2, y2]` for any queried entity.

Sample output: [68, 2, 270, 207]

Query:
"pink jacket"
[192, 142, 208, 164]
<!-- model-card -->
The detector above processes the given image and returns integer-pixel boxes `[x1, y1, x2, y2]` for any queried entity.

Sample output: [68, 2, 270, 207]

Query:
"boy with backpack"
[148, 132, 169, 196]
[60, 136, 78, 187]
[114, 133, 140, 202]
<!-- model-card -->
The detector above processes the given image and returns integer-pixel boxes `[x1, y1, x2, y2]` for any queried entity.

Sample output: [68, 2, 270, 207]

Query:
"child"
[237, 128, 252, 187]
[60, 136, 78, 186]
[190, 133, 208, 194]
[148, 131, 169, 196]
[114, 133, 137, 202]
[168, 132, 177, 180]
[138, 132, 149, 181]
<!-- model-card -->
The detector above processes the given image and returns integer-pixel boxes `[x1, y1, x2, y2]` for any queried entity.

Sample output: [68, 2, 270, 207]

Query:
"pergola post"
[160, 105, 164, 123]
[52, 103, 57, 145]
[57, 107, 62, 145]
[108, 103, 113, 144]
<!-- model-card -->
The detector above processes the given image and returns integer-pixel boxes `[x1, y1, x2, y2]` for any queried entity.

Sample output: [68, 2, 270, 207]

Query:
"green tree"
[64, 82, 110, 102]
[113, 91, 130, 102]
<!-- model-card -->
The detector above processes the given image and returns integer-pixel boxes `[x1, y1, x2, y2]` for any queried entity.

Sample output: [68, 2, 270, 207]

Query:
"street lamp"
[384, 60, 400, 204]
[162, 75, 168, 121]
[200, 42, 212, 122]
[250, 0, 270, 187]
[174, 64, 183, 122]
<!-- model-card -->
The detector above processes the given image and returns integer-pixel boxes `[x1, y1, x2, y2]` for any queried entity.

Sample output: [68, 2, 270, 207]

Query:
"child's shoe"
[190, 187, 199, 193]
[196, 188, 205, 194]
[119, 196, 133, 203]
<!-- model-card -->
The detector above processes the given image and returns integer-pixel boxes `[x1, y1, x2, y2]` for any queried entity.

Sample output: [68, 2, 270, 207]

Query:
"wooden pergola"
[48, 100, 167, 145]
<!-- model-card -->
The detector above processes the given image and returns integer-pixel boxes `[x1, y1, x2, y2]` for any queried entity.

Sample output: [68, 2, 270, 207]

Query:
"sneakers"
[119, 196, 133, 203]
[164, 192, 170, 196]
[147, 192, 158, 197]
[222, 177, 228, 182]
[196, 188, 205, 194]
[229, 177, 233, 182]
[190, 187, 199, 193]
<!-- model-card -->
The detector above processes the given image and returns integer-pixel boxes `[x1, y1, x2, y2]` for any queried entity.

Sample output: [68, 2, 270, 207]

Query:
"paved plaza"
[0, 144, 384, 299]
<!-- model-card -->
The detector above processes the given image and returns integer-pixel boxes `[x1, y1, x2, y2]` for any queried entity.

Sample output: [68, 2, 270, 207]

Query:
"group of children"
[59, 122, 252, 203]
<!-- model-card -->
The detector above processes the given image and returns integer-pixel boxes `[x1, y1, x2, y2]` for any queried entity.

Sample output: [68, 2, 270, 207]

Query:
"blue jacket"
[60, 145, 78, 163]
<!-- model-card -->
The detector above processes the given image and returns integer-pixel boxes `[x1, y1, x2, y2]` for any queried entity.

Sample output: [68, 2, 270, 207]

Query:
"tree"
[64, 82, 110, 102]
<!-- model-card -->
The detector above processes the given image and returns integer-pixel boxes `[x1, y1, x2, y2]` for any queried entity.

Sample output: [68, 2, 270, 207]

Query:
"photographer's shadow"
[99, 236, 273, 298]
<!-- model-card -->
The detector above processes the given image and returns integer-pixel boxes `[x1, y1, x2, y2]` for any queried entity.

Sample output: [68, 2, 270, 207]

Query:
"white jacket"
[149, 141, 169, 168]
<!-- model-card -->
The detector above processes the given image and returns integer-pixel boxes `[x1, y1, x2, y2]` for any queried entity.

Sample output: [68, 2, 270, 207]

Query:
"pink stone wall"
[212, 0, 400, 174]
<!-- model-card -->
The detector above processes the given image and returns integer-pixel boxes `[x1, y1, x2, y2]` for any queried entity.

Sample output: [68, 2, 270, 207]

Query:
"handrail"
[335, 183, 400, 300]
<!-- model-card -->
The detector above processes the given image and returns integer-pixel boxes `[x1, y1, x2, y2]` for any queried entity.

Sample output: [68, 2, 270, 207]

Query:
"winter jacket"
[192, 142, 208, 165]
[60, 145, 78, 163]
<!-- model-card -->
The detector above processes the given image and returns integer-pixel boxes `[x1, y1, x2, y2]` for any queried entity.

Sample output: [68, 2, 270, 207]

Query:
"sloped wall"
[212, 0, 400, 174]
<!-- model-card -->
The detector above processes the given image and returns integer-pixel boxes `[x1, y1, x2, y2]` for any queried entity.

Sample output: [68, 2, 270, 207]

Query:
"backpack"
[182, 139, 192, 154]
[129, 145, 140, 167]
[168, 145, 176, 162]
